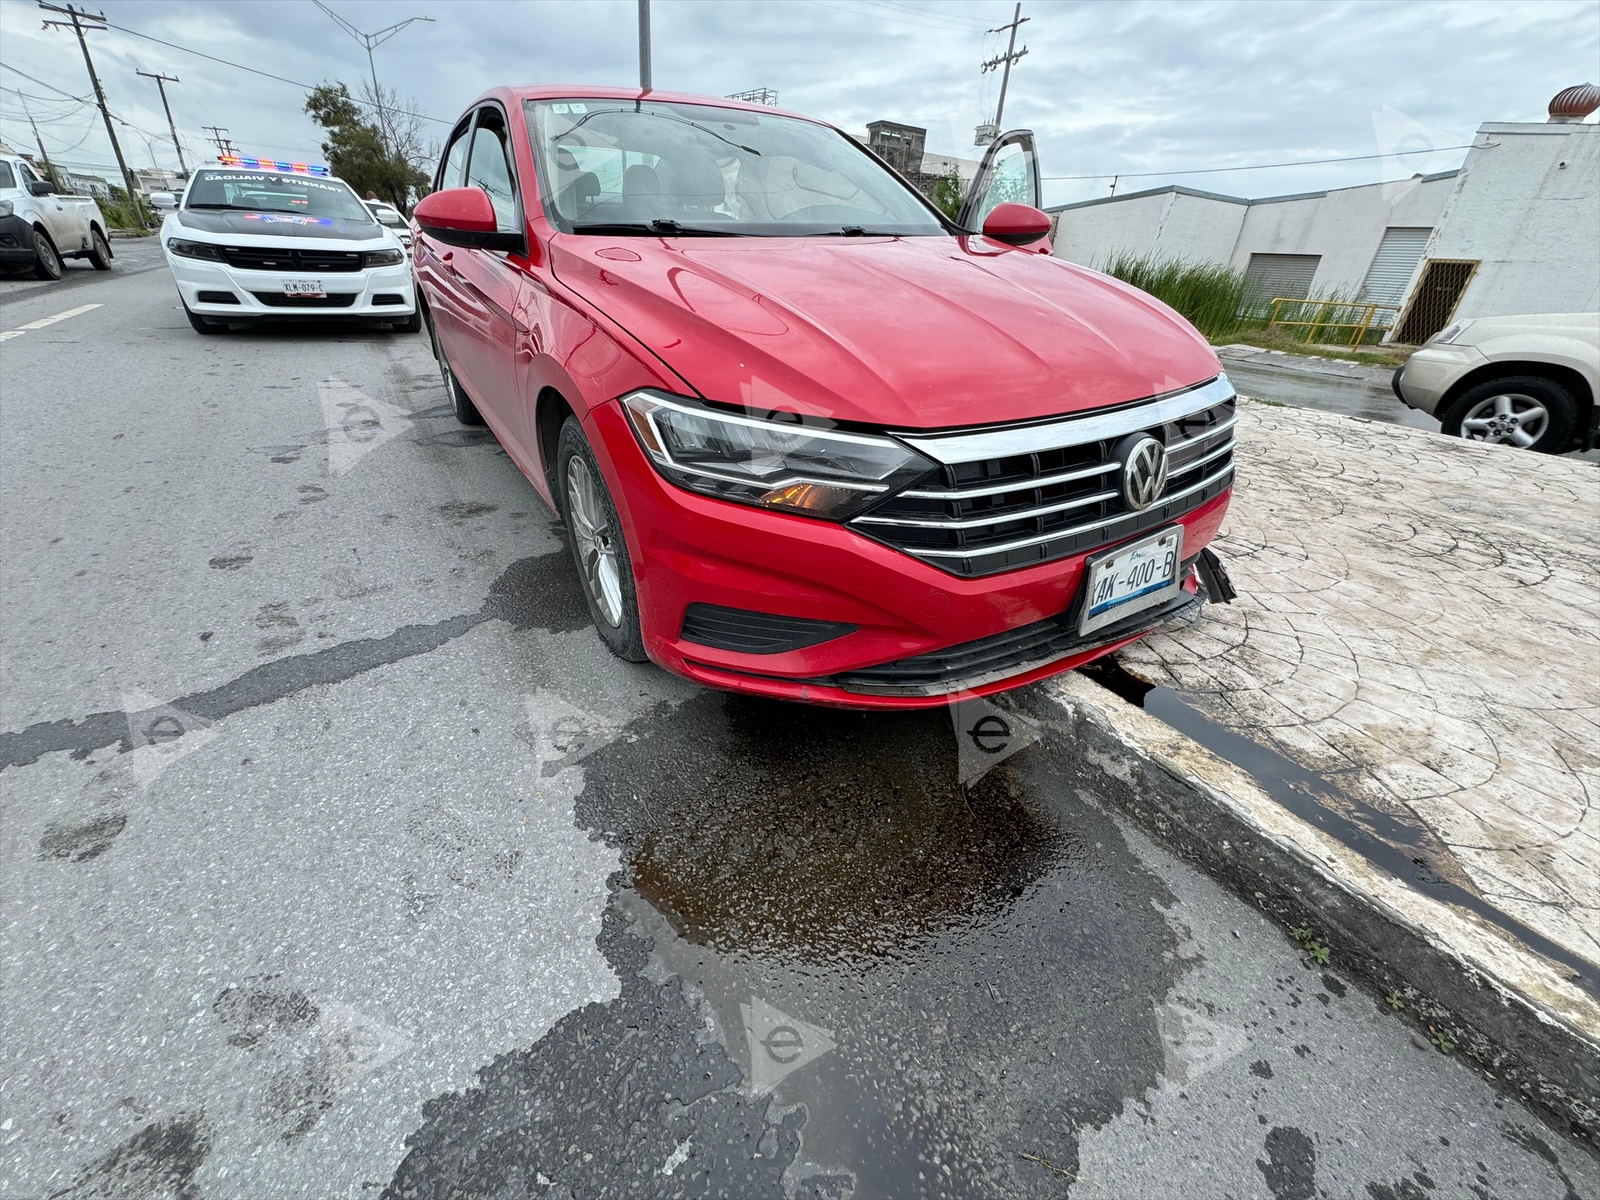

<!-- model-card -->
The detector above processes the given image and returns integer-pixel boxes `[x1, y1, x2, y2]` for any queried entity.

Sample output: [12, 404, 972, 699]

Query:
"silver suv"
[1393, 312, 1599, 453]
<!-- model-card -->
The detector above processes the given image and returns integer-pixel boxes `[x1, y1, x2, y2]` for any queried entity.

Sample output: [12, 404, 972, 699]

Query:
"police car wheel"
[394, 310, 422, 334]
[183, 304, 223, 335]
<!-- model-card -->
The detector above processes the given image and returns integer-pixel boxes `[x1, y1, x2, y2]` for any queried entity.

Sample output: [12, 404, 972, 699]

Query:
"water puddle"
[1077, 657, 1597, 996]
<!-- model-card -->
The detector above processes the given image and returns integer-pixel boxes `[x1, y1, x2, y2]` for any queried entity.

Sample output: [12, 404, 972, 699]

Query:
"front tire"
[1441, 376, 1577, 453]
[183, 303, 223, 334]
[31, 230, 62, 281]
[556, 416, 648, 662]
[394, 309, 422, 334]
[86, 228, 113, 271]
[427, 311, 484, 425]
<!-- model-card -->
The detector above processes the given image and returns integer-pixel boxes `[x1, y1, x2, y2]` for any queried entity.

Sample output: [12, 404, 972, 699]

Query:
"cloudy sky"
[1, 0, 1595, 206]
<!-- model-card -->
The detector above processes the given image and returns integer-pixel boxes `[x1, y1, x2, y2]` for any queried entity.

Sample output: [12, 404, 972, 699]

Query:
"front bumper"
[0, 215, 37, 268]
[1393, 345, 1486, 416]
[586, 400, 1232, 710]
[165, 254, 416, 317]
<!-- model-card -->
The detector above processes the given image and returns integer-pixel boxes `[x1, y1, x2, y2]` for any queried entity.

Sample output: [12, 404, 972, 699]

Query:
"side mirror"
[980, 202, 1052, 246]
[149, 192, 177, 210]
[27, 179, 55, 197]
[414, 187, 522, 252]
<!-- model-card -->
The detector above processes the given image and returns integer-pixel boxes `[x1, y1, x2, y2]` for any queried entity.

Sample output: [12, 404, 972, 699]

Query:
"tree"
[928, 164, 965, 220]
[304, 82, 429, 211]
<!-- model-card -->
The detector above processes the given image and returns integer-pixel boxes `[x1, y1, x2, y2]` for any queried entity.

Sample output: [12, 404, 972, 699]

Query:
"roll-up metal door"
[1240, 253, 1321, 316]
[1360, 227, 1432, 321]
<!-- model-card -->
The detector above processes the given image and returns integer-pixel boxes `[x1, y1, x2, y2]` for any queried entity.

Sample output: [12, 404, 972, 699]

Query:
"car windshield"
[525, 98, 947, 237]
[184, 169, 375, 223]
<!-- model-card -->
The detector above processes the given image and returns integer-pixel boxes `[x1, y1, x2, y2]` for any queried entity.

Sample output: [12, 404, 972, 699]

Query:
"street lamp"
[312, 1, 433, 152]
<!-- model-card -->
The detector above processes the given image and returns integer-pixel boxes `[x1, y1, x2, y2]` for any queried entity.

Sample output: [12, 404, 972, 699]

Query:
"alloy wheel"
[1459, 392, 1549, 448]
[565, 455, 624, 628]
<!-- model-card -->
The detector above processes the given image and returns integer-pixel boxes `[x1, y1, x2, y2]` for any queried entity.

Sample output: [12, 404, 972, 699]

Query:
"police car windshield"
[184, 169, 374, 222]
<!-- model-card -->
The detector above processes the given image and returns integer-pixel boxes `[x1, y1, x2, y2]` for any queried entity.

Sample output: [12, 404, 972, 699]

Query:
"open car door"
[956, 130, 1044, 244]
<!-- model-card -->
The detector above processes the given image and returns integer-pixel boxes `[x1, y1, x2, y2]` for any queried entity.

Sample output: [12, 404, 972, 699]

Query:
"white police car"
[160, 156, 418, 334]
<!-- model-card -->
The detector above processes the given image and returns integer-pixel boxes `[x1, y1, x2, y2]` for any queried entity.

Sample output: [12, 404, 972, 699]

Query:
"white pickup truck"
[0, 152, 114, 280]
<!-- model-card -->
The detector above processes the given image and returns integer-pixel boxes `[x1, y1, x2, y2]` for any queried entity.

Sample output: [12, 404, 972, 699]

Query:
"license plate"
[283, 279, 324, 296]
[1079, 526, 1184, 635]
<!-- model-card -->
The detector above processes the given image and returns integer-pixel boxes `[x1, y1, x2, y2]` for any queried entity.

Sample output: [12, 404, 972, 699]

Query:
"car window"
[439, 119, 472, 191]
[525, 98, 946, 236]
[0, 162, 15, 190]
[464, 110, 518, 233]
[16, 161, 39, 185]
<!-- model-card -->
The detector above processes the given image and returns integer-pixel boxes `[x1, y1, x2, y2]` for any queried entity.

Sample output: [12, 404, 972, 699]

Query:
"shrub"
[1097, 251, 1249, 340]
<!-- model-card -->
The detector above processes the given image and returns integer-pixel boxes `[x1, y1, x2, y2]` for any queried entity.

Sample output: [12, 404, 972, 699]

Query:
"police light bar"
[217, 154, 330, 177]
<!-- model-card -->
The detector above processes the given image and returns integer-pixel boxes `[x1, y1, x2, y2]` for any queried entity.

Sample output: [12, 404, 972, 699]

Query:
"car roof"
[466, 85, 826, 129]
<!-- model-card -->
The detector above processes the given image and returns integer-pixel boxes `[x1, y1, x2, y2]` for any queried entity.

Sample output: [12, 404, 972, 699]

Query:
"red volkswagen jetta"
[412, 87, 1235, 708]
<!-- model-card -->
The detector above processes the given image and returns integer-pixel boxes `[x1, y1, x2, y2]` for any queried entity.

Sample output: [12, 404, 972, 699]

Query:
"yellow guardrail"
[1266, 297, 1402, 347]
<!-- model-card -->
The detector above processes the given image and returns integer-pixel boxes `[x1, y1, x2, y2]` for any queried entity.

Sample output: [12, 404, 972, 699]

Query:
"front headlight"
[1431, 320, 1474, 345]
[0, 199, 13, 218]
[166, 237, 222, 260]
[622, 390, 934, 520]
[362, 248, 405, 267]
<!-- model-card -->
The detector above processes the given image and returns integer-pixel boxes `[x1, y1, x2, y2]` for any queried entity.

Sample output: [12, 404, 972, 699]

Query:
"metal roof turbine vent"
[1547, 83, 1600, 123]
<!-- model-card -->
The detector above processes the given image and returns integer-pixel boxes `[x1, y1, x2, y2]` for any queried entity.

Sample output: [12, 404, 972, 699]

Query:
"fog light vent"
[197, 290, 240, 304]
[372, 293, 405, 306]
[680, 604, 856, 654]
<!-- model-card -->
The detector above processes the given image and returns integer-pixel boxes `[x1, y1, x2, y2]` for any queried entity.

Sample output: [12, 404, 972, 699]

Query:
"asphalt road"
[2, 256, 1595, 1199]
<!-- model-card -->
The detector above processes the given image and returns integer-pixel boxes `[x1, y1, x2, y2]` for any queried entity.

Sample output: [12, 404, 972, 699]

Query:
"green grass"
[1096, 252, 1414, 365]
[1099, 252, 1249, 340]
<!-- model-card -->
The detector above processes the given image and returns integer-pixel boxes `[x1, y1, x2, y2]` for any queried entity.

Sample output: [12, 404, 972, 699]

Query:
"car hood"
[172, 209, 385, 241]
[552, 235, 1221, 428]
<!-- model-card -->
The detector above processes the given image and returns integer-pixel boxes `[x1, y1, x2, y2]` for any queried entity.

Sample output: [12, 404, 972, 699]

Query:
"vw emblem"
[1116, 434, 1169, 511]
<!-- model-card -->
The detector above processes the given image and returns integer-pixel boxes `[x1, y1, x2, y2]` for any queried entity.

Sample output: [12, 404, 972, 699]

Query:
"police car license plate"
[283, 279, 325, 297]
[1079, 526, 1184, 636]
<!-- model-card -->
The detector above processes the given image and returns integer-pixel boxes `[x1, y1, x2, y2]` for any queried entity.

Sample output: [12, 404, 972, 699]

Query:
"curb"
[1024, 671, 1600, 1146]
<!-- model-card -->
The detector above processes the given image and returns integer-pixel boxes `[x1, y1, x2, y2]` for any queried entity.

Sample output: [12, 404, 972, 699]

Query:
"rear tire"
[86, 228, 113, 271]
[1441, 375, 1576, 453]
[557, 416, 648, 663]
[31, 230, 61, 281]
[427, 310, 485, 425]
[183, 303, 223, 334]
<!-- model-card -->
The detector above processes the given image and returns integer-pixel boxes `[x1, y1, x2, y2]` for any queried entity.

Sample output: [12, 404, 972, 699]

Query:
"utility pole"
[18, 92, 60, 187]
[980, 3, 1029, 132]
[203, 126, 236, 157]
[39, 1, 147, 228]
[312, 1, 433, 153]
[136, 69, 187, 177]
[638, 0, 652, 90]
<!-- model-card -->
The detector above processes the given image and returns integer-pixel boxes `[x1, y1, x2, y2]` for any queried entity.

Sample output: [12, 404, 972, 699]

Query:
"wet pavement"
[2, 261, 1597, 1198]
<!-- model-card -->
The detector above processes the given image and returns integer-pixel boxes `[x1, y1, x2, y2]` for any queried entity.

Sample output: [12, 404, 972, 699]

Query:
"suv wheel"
[31, 230, 62, 281]
[1441, 375, 1577, 453]
[557, 416, 648, 662]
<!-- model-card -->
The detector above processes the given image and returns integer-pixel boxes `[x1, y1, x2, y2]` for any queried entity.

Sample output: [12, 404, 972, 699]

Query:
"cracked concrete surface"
[1119, 399, 1600, 991]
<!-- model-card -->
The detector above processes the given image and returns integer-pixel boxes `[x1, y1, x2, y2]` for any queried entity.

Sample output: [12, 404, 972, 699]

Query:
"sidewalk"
[1037, 398, 1600, 1136]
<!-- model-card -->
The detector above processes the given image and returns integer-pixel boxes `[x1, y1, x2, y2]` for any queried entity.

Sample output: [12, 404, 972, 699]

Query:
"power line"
[1042, 143, 1480, 182]
[39, 2, 147, 228]
[96, 16, 452, 125]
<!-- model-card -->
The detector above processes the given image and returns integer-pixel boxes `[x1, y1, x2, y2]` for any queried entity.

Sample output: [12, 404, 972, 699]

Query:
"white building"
[1049, 86, 1600, 342]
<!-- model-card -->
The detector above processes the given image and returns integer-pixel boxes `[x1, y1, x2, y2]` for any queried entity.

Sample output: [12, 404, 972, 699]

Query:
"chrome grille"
[852, 375, 1237, 578]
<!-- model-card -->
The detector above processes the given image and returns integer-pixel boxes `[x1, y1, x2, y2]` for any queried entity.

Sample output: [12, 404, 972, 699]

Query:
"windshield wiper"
[814, 226, 900, 236]
[568, 220, 739, 237]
